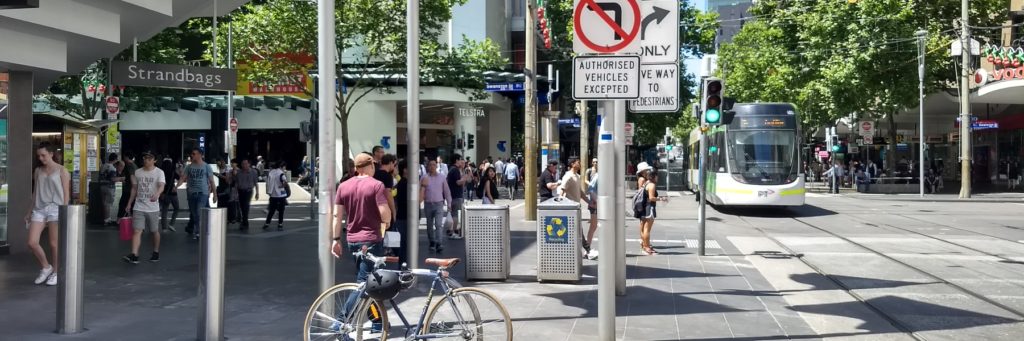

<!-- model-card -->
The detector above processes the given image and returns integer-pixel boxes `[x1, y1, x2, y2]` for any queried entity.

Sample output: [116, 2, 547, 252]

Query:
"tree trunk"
[339, 106, 351, 181]
[886, 111, 898, 177]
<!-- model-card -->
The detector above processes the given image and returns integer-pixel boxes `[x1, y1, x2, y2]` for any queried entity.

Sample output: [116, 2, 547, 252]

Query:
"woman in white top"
[24, 142, 71, 286]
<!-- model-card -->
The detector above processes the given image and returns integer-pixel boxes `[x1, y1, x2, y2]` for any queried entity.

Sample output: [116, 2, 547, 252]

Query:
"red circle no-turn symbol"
[105, 96, 119, 115]
[574, 0, 641, 54]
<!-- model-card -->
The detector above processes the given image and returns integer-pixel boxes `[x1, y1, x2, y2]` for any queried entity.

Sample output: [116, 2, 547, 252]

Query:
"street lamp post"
[916, 29, 926, 197]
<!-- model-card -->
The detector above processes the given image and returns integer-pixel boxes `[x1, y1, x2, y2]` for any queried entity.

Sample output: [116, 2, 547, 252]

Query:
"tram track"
[731, 214, 930, 341]
[889, 213, 1024, 250]
[733, 211, 1024, 341]
[784, 214, 1024, 319]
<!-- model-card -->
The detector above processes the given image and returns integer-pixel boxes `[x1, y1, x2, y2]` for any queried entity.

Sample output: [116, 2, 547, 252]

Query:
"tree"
[719, 0, 1006, 175]
[217, 0, 506, 169]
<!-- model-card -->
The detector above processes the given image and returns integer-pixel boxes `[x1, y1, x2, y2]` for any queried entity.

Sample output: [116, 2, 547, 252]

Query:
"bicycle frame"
[386, 269, 477, 340]
[333, 250, 482, 340]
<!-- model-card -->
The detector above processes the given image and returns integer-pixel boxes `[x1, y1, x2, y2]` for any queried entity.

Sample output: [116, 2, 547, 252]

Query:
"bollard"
[57, 205, 86, 334]
[197, 208, 227, 341]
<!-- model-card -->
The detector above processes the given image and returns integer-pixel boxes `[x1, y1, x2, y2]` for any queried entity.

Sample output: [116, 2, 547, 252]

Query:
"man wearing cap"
[332, 152, 392, 281]
[123, 152, 165, 264]
[539, 160, 560, 201]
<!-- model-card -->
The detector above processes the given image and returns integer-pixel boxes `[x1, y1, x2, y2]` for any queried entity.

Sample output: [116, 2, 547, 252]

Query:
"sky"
[683, 0, 708, 88]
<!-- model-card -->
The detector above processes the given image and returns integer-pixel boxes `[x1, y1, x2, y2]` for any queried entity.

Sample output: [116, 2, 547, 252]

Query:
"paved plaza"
[2, 191, 1024, 340]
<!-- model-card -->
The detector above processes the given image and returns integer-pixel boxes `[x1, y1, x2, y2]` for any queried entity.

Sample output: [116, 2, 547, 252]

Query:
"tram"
[686, 103, 805, 206]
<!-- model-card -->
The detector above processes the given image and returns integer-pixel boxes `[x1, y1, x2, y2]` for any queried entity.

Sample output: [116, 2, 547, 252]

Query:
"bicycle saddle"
[425, 258, 460, 267]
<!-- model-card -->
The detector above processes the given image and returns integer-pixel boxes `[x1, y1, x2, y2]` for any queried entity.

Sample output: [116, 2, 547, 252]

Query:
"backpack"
[632, 180, 648, 219]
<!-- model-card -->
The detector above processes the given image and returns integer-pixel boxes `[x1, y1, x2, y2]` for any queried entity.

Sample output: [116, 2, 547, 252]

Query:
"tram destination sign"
[738, 116, 797, 130]
[572, 55, 640, 100]
[111, 61, 238, 91]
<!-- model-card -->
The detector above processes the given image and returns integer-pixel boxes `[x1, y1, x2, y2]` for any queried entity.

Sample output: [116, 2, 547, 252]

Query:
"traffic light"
[830, 134, 840, 152]
[702, 77, 724, 125]
[467, 134, 476, 149]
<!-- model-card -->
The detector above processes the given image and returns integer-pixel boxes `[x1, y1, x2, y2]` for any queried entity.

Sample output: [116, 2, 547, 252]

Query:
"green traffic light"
[832, 145, 840, 152]
[709, 146, 718, 153]
[705, 109, 721, 123]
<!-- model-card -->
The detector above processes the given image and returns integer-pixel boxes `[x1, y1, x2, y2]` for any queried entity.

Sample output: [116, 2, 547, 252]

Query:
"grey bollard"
[57, 205, 86, 334]
[197, 208, 227, 341]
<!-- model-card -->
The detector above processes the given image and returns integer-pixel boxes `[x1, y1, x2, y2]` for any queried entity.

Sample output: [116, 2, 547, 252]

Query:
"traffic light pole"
[698, 126, 707, 256]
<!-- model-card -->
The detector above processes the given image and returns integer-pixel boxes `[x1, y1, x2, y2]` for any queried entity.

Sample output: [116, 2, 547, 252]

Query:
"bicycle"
[303, 247, 513, 341]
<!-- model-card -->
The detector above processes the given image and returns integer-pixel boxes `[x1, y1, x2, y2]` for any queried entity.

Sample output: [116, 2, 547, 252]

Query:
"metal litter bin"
[536, 197, 581, 282]
[462, 204, 510, 281]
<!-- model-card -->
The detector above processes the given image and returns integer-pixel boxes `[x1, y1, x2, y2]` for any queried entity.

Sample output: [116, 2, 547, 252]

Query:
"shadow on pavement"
[791, 273, 938, 291]
[788, 295, 1022, 333]
[522, 285, 752, 320]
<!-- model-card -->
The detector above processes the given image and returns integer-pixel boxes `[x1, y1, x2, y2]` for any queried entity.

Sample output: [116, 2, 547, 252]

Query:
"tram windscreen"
[730, 130, 798, 185]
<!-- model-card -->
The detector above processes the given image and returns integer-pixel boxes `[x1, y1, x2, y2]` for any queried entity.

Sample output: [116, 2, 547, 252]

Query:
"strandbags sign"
[111, 61, 238, 91]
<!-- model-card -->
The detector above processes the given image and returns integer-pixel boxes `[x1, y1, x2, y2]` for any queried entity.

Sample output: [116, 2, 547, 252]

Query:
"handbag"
[118, 216, 133, 241]
[384, 231, 401, 248]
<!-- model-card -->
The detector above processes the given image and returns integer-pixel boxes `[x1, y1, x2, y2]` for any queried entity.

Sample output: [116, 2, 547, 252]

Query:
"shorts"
[450, 198, 464, 220]
[102, 187, 115, 205]
[643, 205, 657, 219]
[30, 204, 59, 224]
[133, 210, 160, 232]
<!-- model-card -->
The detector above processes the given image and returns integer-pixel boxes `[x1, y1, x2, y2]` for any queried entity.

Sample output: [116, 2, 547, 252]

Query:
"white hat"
[636, 162, 654, 175]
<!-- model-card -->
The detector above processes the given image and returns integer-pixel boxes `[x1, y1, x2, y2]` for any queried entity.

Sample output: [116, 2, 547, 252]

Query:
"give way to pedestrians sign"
[573, 0, 642, 55]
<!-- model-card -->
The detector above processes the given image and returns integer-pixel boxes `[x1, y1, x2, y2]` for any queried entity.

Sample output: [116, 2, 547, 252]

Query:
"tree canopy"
[217, 0, 506, 167]
[718, 0, 1007, 173]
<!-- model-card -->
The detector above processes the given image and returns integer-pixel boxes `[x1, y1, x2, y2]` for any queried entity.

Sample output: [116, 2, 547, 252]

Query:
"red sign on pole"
[229, 118, 239, 133]
[105, 96, 119, 118]
[573, 0, 642, 54]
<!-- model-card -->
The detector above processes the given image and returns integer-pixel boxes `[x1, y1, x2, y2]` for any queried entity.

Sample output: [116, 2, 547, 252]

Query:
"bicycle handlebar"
[352, 249, 399, 268]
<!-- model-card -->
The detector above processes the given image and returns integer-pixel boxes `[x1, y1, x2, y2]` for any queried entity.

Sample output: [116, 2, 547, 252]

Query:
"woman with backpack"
[635, 163, 662, 256]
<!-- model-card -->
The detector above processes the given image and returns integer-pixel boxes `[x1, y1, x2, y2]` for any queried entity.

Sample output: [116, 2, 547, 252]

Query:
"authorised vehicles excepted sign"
[629, 63, 678, 112]
[573, 55, 641, 99]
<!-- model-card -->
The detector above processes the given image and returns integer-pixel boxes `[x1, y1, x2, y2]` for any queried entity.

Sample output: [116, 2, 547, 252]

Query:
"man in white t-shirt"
[503, 161, 520, 200]
[123, 152, 166, 264]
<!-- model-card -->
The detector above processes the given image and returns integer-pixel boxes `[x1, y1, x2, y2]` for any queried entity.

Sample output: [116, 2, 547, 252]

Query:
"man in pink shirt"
[420, 159, 451, 253]
[332, 153, 392, 283]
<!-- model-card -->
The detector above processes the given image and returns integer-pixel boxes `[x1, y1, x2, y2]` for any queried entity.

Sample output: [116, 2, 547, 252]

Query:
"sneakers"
[149, 252, 160, 263]
[122, 254, 140, 264]
[586, 249, 599, 260]
[166, 225, 177, 232]
[277, 224, 284, 231]
[45, 273, 58, 286]
[34, 266, 54, 284]
[262, 224, 270, 231]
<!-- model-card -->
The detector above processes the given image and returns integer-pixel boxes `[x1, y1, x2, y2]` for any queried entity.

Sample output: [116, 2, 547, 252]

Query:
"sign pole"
[406, 0, 421, 269]
[525, 0, 538, 221]
[614, 100, 626, 295]
[316, 0, 337, 295]
[596, 101, 615, 341]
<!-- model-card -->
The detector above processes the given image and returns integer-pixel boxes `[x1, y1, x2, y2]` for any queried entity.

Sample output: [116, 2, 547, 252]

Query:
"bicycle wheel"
[303, 283, 389, 341]
[421, 287, 512, 341]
